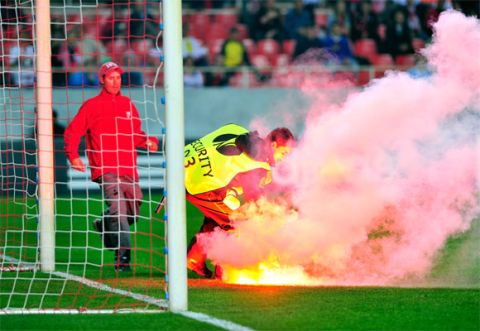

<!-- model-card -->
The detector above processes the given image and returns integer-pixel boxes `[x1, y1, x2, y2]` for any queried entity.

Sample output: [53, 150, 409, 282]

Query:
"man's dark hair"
[236, 131, 266, 160]
[266, 128, 295, 146]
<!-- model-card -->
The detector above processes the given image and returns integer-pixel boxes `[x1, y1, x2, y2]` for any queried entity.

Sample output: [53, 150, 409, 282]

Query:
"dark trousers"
[187, 217, 233, 269]
[96, 172, 142, 255]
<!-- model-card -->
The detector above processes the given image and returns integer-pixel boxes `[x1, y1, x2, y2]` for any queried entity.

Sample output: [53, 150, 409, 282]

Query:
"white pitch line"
[179, 311, 255, 331]
[0, 254, 254, 331]
[0, 254, 167, 309]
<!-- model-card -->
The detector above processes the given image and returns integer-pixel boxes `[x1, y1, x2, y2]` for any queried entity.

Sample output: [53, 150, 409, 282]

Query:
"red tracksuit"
[64, 89, 157, 181]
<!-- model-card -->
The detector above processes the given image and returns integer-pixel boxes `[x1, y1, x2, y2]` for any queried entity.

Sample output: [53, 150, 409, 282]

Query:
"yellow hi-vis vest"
[184, 124, 271, 195]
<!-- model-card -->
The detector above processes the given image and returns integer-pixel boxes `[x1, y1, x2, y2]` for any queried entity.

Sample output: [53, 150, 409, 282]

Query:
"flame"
[222, 256, 327, 286]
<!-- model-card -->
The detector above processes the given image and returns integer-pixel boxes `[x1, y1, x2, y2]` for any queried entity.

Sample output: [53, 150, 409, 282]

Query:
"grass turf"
[1, 195, 479, 330]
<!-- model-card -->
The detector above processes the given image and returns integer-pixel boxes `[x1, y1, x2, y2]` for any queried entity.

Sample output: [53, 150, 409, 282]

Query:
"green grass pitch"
[1, 194, 479, 330]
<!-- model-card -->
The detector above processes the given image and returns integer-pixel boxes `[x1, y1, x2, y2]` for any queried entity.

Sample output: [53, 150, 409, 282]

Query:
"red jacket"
[64, 89, 158, 181]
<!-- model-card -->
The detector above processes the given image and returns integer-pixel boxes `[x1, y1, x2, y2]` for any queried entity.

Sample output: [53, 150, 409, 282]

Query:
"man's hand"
[223, 190, 241, 211]
[146, 139, 158, 152]
[71, 158, 86, 172]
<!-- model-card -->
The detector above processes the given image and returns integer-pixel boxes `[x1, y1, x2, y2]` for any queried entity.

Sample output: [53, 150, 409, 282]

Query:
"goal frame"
[7, 0, 188, 313]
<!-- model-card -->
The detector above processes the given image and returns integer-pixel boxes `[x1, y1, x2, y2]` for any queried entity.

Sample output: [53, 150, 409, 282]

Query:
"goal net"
[0, 0, 182, 314]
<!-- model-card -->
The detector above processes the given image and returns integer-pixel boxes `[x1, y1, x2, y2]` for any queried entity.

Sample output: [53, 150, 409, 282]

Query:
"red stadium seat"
[373, 54, 394, 78]
[373, 54, 394, 66]
[106, 39, 128, 64]
[207, 38, 224, 64]
[236, 24, 249, 40]
[412, 38, 426, 51]
[356, 70, 373, 86]
[189, 12, 211, 29]
[251, 54, 271, 70]
[395, 55, 416, 68]
[282, 39, 296, 57]
[354, 38, 377, 63]
[256, 39, 280, 62]
[188, 22, 208, 41]
[205, 23, 230, 43]
[131, 39, 153, 65]
[271, 53, 290, 67]
[189, 13, 211, 40]
[242, 38, 256, 56]
[214, 12, 238, 29]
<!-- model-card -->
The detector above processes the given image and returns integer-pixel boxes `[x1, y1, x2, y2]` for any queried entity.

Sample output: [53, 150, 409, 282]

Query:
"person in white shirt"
[9, 37, 35, 87]
[182, 24, 208, 66]
[183, 57, 204, 88]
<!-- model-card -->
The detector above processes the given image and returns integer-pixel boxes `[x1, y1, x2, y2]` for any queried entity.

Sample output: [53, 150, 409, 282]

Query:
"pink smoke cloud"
[198, 11, 480, 285]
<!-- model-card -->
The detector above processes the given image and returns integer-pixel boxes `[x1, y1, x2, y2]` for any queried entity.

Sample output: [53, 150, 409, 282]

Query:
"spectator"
[51, 40, 68, 87]
[322, 23, 357, 66]
[424, 0, 451, 37]
[182, 24, 209, 67]
[350, 0, 380, 43]
[56, 29, 88, 87]
[408, 53, 433, 78]
[327, 0, 352, 36]
[218, 27, 251, 86]
[184, 0, 233, 9]
[76, 30, 108, 86]
[100, 7, 127, 42]
[121, 48, 145, 87]
[250, 0, 286, 42]
[182, 24, 213, 85]
[129, 2, 158, 42]
[64, 62, 159, 272]
[293, 25, 324, 60]
[185, 124, 295, 278]
[285, 0, 313, 40]
[183, 57, 205, 88]
[78, 30, 108, 68]
[397, 0, 426, 40]
[9, 31, 35, 87]
[303, 0, 322, 23]
[31, 108, 66, 138]
[52, 110, 66, 136]
[452, 0, 480, 17]
[385, 9, 414, 58]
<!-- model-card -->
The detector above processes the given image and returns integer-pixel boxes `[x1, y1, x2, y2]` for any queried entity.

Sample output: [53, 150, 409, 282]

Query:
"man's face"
[101, 70, 121, 95]
[272, 142, 293, 164]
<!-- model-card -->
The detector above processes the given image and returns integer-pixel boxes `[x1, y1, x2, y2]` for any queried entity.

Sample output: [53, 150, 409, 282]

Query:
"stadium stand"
[5, 1, 459, 89]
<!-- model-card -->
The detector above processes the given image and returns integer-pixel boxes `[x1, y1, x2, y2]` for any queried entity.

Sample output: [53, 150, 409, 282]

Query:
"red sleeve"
[64, 102, 89, 163]
[231, 168, 270, 202]
[132, 102, 158, 148]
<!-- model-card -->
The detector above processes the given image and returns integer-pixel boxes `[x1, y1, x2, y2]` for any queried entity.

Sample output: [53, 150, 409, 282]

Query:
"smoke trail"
[198, 11, 480, 285]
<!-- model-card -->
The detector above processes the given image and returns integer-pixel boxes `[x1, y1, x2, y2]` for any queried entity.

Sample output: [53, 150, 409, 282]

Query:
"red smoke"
[198, 11, 480, 285]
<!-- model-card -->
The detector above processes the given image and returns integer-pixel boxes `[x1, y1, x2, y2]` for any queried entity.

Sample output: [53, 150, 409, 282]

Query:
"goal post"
[163, 0, 188, 312]
[1, 0, 187, 314]
[36, 0, 55, 273]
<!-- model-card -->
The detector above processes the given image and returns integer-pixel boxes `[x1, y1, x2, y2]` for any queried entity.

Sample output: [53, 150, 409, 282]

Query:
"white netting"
[1, 0, 169, 313]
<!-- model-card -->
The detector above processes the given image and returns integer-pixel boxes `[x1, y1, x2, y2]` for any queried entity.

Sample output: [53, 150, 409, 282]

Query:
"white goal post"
[163, 0, 188, 312]
[1, 0, 187, 314]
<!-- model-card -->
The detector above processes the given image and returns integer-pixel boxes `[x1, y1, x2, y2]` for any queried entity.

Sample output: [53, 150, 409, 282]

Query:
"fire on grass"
[221, 259, 327, 286]
[218, 159, 351, 286]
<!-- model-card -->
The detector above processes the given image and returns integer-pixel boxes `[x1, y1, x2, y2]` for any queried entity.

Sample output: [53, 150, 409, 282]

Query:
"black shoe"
[93, 219, 103, 233]
[114, 249, 131, 272]
[188, 262, 213, 278]
[115, 264, 132, 272]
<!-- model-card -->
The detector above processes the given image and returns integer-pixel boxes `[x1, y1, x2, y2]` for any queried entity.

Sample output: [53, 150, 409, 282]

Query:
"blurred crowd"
[1, 0, 477, 88]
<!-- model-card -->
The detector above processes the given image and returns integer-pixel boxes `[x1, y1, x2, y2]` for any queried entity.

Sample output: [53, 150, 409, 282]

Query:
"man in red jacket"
[64, 62, 158, 272]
